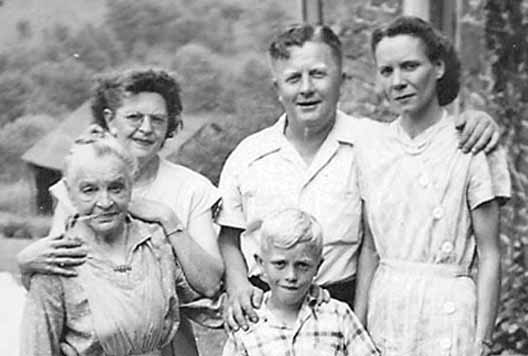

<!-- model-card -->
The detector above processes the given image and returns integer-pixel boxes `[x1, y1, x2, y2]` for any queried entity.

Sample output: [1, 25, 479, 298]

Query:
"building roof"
[21, 101, 212, 171]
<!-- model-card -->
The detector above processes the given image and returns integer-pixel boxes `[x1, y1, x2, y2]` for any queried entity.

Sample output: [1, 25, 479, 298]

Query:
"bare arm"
[219, 225, 263, 331]
[471, 199, 501, 353]
[128, 197, 223, 297]
[164, 210, 224, 298]
[17, 200, 88, 289]
[353, 206, 379, 325]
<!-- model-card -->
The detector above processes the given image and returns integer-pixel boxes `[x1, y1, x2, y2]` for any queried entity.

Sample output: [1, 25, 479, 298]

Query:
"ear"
[103, 108, 114, 126]
[254, 253, 263, 267]
[316, 257, 324, 273]
[434, 59, 445, 80]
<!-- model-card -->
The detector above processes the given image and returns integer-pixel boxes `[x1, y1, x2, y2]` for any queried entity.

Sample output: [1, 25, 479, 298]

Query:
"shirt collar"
[263, 110, 357, 153]
[254, 285, 320, 328]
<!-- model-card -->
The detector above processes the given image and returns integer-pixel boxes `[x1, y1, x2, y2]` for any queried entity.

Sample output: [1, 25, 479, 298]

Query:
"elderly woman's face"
[106, 92, 169, 166]
[67, 151, 132, 236]
[374, 34, 444, 118]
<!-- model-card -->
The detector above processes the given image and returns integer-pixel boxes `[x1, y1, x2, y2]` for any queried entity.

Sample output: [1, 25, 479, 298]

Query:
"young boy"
[223, 208, 379, 356]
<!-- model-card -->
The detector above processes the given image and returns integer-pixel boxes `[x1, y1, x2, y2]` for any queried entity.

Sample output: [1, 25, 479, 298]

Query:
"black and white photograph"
[0, 0, 526, 355]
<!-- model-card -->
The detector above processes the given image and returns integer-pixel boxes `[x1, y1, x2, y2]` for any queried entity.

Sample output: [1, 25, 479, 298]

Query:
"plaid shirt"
[223, 289, 379, 356]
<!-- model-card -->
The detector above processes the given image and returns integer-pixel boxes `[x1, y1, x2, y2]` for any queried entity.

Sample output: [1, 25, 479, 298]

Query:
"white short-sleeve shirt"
[217, 111, 364, 285]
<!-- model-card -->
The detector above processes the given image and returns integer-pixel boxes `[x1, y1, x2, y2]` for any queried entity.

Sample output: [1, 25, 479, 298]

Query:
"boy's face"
[257, 241, 321, 309]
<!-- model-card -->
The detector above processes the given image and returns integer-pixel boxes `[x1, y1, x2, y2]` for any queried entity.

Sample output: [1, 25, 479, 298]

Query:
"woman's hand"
[456, 110, 500, 154]
[17, 235, 87, 277]
[223, 279, 263, 331]
[128, 197, 181, 232]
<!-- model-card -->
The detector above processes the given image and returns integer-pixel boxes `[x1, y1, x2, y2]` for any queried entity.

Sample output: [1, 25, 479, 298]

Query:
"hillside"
[0, 0, 107, 50]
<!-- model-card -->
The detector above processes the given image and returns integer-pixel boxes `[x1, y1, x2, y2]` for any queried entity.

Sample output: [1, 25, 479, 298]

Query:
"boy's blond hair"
[259, 208, 323, 259]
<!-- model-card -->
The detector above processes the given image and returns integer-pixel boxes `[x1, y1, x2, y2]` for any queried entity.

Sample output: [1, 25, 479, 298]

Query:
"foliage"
[484, 0, 528, 353]
[0, 114, 58, 182]
[170, 43, 223, 112]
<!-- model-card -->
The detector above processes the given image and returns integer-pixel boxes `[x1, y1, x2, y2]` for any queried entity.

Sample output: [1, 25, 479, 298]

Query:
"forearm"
[353, 244, 379, 324]
[475, 249, 501, 342]
[472, 200, 501, 345]
[218, 226, 250, 292]
[167, 229, 223, 297]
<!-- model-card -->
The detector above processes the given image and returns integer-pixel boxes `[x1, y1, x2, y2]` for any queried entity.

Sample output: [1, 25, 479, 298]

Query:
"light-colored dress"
[46, 158, 222, 356]
[20, 217, 221, 356]
[355, 113, 510, 355]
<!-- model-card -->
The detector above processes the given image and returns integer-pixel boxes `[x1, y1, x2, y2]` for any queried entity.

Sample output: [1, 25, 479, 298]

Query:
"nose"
[284, 266, 298, 283]
[138, 115, 154, 134]
[391, 69, 406, 91]
[299, 73, 314, 96]
[96, 191, 114, 210]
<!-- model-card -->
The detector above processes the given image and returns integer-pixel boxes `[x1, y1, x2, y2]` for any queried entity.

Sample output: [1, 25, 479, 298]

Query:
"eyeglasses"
[122, 112, 168, 130]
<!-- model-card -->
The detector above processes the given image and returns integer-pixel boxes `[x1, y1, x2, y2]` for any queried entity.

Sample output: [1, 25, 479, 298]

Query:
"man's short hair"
[259, 208, 323, 260]
[268, 24, 342, 68]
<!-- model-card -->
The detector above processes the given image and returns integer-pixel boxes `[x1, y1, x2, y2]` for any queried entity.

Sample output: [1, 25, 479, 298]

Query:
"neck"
[135, 155, 159, 186]
[284, 113, 335, 164]
[400, 101, 444, 139]
[267, 295, 302, 326]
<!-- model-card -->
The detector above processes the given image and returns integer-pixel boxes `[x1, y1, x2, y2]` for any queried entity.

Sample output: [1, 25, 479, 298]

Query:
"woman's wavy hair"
[371, 16, 461, 106]
[90, 68, 183, 139]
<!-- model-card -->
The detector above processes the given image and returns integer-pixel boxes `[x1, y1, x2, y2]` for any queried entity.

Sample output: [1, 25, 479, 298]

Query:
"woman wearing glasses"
[17, 69, 224, 356]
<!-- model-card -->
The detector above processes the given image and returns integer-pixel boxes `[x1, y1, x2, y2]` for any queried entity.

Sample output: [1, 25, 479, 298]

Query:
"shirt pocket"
[311, 172, 362, 244]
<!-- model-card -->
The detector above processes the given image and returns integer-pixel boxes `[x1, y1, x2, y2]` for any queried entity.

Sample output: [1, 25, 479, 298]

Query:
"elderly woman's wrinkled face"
[106, 92, 169, 166]
[67, 151, 132, 236]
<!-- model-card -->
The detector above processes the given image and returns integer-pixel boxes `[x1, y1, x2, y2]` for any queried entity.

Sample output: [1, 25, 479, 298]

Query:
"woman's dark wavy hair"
[91, 68, 183, 139]
[371, 16, 461, 106]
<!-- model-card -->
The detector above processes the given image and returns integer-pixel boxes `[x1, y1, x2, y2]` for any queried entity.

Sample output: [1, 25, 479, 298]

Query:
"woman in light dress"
[354, 16, 510, 356]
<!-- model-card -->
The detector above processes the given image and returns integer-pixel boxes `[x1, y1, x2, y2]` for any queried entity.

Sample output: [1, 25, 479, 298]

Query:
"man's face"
[257, 241, 321, 309]
[271, 41, 343, 132]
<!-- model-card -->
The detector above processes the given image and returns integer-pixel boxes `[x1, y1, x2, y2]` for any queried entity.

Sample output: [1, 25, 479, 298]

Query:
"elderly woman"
[20, 133, 220, 356]
[17, 69, 223, 356]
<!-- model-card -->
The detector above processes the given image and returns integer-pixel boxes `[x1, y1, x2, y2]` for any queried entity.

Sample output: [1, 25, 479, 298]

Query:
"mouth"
[132, 137, 155, 146]
[279, 285, 300, 291]
[93, 212, 120, 221]
[296, 100, 321, 110]
[393, 93, 415, 102]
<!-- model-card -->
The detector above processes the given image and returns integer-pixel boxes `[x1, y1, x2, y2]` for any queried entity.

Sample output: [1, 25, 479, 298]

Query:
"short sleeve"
[187, 173, 222, 222]
[486, 147, 511, 202]
[216, 148, 247, 229]
[467, 153, 496, 210]
[341, 304, 379, 356]
[20, 275, 65, 356]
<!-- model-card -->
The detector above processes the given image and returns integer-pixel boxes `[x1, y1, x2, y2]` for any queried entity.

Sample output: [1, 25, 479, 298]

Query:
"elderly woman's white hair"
[63, 124, 138, 182]
[259, 208, 323, 259]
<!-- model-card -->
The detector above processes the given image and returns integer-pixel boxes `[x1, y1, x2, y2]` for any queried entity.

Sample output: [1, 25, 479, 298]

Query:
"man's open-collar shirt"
[217, 111, 364, 285]
[222, 288, 379, 356]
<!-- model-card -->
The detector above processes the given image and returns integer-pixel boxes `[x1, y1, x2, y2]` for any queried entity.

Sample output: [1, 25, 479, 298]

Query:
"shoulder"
[158, 159, 217, 195]
[159, 159, 214, 186]
[224, 125, 280, 168]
